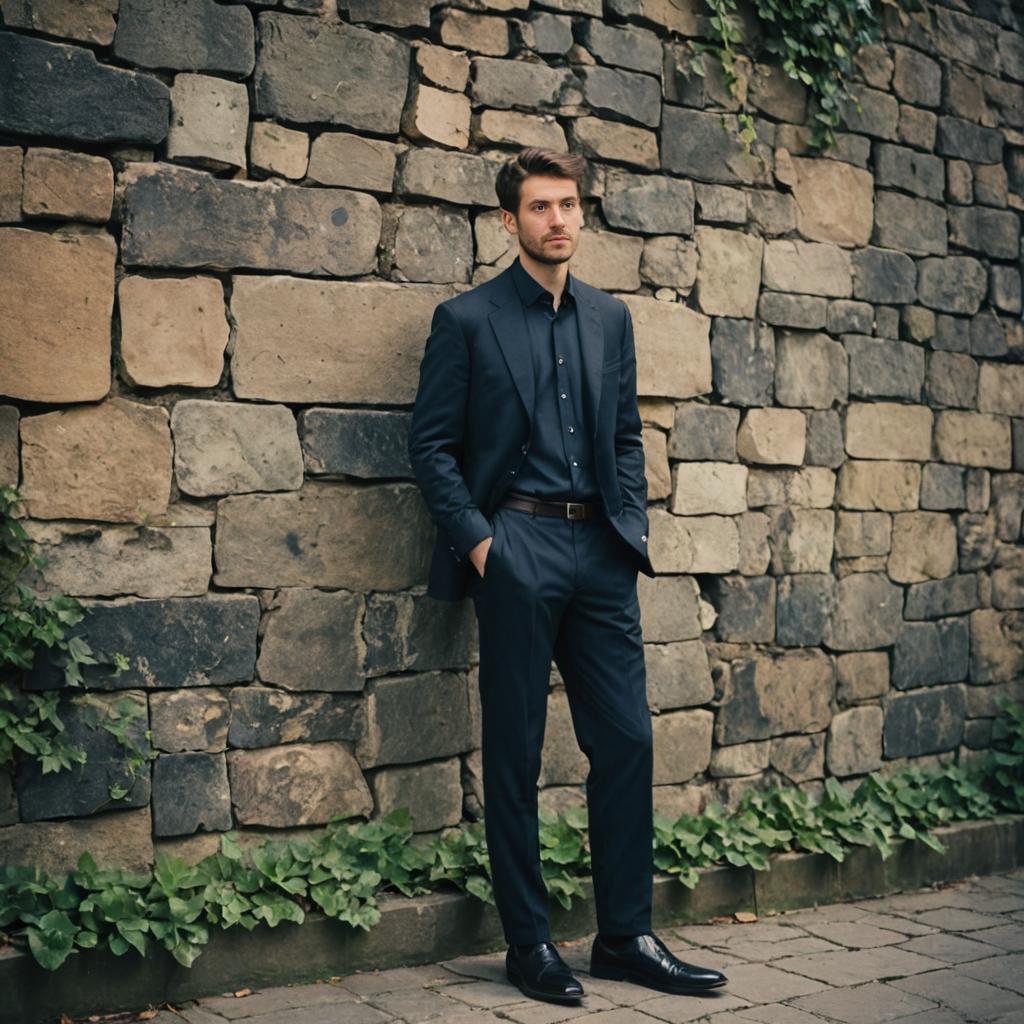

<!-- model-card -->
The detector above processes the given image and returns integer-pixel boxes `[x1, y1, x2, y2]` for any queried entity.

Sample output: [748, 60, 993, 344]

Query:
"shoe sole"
[507, 963, 584, 1005]
[590, 962, 727, 994]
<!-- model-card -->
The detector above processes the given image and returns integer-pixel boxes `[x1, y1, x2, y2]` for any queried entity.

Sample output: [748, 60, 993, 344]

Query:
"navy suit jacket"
[408, 259, 655, 602]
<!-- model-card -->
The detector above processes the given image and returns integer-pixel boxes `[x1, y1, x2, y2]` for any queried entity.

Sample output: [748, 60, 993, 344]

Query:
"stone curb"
[4, 814, 1022, 1024]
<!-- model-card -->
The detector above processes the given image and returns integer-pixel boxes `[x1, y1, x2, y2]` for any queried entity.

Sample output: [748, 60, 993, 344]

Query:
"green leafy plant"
[0, 484, 141, 796]
[3, 698, 1022, 972]
[690, 0, 927, 152]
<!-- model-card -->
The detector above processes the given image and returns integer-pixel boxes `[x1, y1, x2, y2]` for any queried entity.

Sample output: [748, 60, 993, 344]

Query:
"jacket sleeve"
[408, 301, 493, 562]
[615, 303, 650, 533]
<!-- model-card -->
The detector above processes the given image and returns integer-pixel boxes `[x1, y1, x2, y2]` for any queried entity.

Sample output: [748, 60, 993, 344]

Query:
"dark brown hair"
[494, 147, 587, 217]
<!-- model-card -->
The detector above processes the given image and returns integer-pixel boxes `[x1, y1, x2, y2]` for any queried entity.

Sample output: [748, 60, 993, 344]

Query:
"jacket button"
[641, 534, 647, 542]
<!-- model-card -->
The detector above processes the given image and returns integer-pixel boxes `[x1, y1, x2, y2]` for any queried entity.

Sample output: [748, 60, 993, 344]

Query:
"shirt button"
[572, 460, 578, 467]
[509, 469, 516, 475]
[557, 357, 564, 364]
[568, 426, 574, 433]
[520, 443, 528, 453]
[560, 392, 567, 399]
[641, 534, 647, 542]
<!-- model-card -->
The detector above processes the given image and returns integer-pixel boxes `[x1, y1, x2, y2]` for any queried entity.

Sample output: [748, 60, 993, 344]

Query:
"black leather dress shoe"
[590, 932, 727, 994]
[506, 941, 585, 1004]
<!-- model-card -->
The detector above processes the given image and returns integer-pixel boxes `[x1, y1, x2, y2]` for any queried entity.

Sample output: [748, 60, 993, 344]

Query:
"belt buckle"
[565, 502, 585, 520]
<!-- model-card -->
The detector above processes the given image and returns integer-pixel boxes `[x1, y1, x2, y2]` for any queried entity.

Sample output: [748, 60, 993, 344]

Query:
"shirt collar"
[511, 254, 576, 308]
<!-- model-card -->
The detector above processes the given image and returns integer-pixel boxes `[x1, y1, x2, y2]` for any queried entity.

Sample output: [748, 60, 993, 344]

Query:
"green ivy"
[3, 698, 1021, 972]
[692, 0, 927, 152]
[0, 485, 142, 793]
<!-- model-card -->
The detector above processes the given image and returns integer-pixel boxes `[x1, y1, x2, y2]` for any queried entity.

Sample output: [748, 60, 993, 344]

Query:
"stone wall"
[1, 0, 1023, 875]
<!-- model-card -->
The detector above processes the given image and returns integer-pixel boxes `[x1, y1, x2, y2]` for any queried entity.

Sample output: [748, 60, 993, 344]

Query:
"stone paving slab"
[87, 868, 1024, 1024]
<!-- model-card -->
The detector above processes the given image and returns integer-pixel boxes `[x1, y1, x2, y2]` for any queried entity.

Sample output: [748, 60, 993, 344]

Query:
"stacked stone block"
[0, 0, 1022, 873]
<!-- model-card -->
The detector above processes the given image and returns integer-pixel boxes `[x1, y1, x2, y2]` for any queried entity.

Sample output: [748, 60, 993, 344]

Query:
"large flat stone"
[471, 54, 581, 110]
[20, 521, 212, 599]
[119, 163, 381, 276]
[775, 331, 848, 409]
[602, 169, 694, 234]
[647, 509, 740, 573]
[15, 691, 151, 822]
[228, 686, 365, 748]
[20, 398, 172, 522]
[0, 0, 118, 46]
[837, 460, 921, 511]
[396, 148, 502, 207]
[0, 807, 153, 877]
[22, 148, 113, 222]
[790, 156, 874, 246]
[892, 617, 970, 689]
[254, 11, 410, 131]
[0, 32, 168, 144]
[0, 227, 114, 402]
[357, 671, 473, 768]
[710, 317, 774, 406]
[763, 239, 852, 297]
[889, 511, 959, 584]
[645, 640, 714, 710]
[653, 709, 713, 784]
[257, 587, 366, 693]
[694, 226, 764, 317]
[364, 591, 477, 676]
[622, 293, 712, 399]
[113, 0, 254, 75]
[227, 743, 372, 827]
[118, 275, 229, 388]
[935, 411, 1012, 469]
[214, 481, 432, 591]
[70, 595, 259, 690]
[230, 276, 456, 403]
[823, 571, 903, 650]
[917, 256, 988, 314]
[661, 106, 771, 185]
[715, 651, 834, 744]
[300, 409, 413, 480]
[845, 402, 933, 461]
[883, 685, 966, 757]
[150, 688, 229, 752]
[151, 752, 232, 836]
[969, 608, 1024, 684]
[171, 400, 303, 496]
[368, 758, 463, 833]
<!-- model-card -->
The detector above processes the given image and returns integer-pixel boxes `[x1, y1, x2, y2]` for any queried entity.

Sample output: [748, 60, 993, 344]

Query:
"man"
[408, 148, 726, 1006]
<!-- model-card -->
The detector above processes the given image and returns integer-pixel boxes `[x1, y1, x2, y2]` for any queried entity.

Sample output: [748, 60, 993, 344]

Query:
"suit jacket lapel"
[578, 297, 604, 440]
[488, 292, 535, 423]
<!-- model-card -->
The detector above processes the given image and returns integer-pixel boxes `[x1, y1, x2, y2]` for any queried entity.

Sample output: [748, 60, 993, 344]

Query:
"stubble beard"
[518, 231, 575, 267]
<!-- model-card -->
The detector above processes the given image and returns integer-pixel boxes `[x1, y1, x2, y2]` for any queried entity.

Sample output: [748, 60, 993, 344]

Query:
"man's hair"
[494, 147, 588, 217]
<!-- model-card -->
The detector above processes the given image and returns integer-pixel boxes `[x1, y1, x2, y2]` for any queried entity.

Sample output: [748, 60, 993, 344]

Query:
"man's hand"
[469, 535, 493, 578]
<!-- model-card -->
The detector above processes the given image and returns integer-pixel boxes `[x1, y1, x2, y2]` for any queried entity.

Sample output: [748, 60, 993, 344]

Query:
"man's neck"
[519, 250, 568, 308]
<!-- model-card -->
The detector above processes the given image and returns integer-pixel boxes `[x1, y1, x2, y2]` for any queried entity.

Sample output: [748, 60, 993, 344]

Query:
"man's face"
[503, 174, 582, 266]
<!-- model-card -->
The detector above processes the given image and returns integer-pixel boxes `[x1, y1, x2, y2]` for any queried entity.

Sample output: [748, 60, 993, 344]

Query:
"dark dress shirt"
[508, 254, 601, 505]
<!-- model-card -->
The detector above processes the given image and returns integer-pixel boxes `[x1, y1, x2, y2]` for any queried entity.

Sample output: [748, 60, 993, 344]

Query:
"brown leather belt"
[500, 492, 606, 521]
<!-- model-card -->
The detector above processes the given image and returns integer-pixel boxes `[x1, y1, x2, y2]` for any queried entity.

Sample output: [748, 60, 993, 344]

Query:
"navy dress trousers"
[408, 255, 656, 945]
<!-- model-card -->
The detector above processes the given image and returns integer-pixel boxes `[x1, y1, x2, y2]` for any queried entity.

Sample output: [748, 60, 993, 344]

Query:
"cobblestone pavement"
[137, 869, 1024, 1024]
